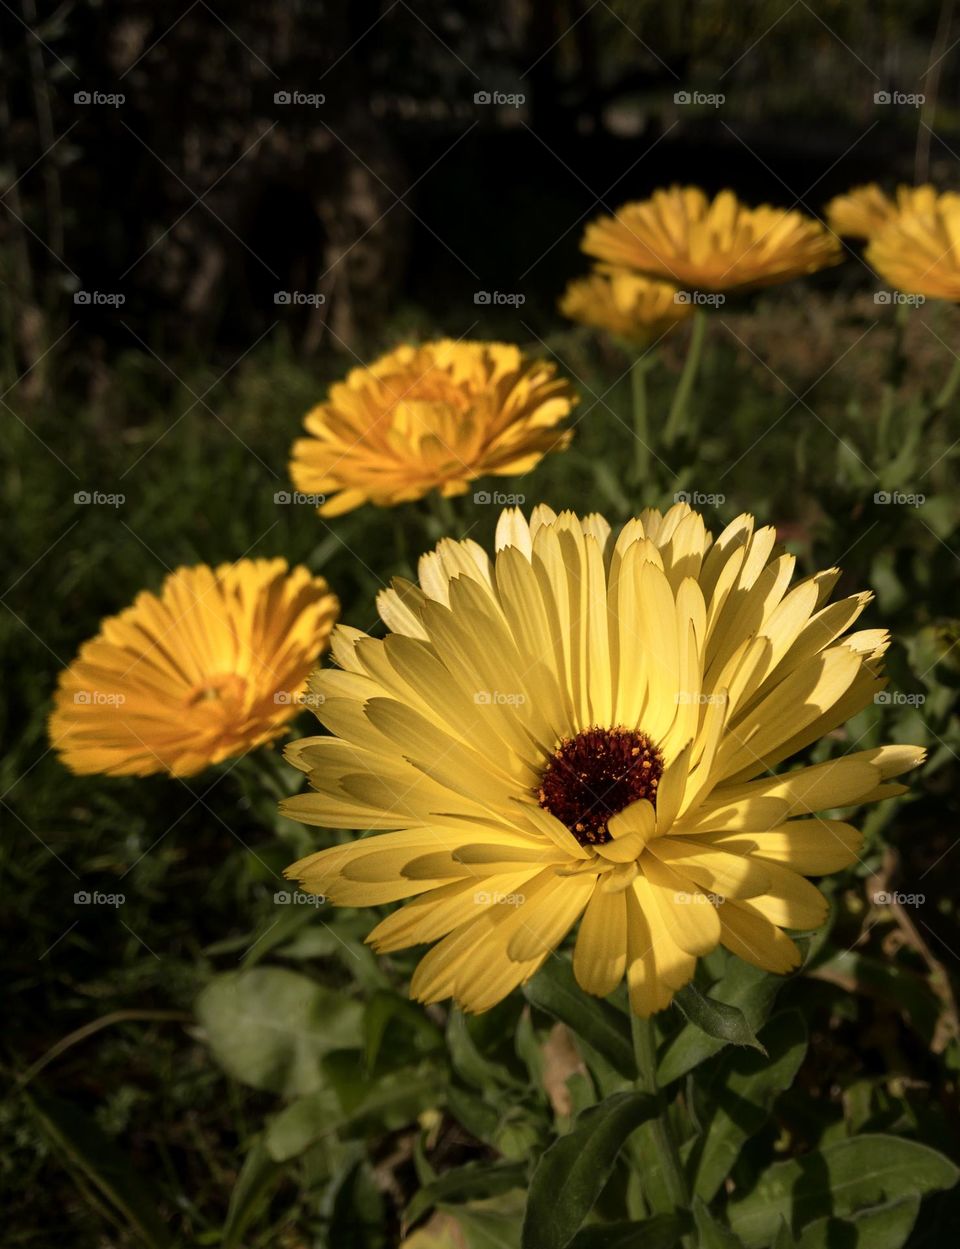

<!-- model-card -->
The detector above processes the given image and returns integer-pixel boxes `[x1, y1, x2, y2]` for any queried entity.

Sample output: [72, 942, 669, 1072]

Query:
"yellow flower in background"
[582, 186, 841, 292]
[866, 189, 960, 300]
[825, 183, 957, 240]
[50, 559, 339, 777]
[289, 341, 577, 517]
[560, 269, 693, 344]
[284, 503, 922, 1016]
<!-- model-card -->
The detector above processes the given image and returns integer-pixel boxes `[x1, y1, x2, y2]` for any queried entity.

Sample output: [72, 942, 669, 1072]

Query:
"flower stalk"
[664, 309, 707, 446]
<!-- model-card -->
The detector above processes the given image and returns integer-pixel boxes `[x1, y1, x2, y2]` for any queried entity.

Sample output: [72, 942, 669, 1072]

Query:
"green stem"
[631, 1013, 691, 1222]
[933, 351, 960, 412]
[876, 384, 894, 465]
[629, 355, 652, 485]
[664, 309, 707, 446]
[426, 489, 458, 537]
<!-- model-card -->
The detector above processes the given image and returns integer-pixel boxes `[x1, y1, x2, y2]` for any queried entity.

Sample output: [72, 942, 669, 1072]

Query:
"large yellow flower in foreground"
[289, 341, 577, 517]
[50, 559, 339, 777]
[866, 188, 960, 300]
[560, 269, 693, 344]
[582, 186, 841, 292]
[285, 504, 922, 1016]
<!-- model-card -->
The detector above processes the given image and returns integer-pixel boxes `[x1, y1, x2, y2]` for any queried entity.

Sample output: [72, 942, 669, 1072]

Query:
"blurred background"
[3, 2, 960, 1246]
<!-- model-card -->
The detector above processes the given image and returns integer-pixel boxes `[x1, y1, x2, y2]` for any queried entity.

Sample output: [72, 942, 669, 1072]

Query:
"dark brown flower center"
[537, 727, 663, 847]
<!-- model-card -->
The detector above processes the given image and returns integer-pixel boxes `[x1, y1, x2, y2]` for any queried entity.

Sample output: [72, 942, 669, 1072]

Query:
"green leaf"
[265, 1068, 442, 1161]
[673, 983, 766, 1054]
[29, 1093, 172, 1249]
[728, 1135, 959, 1247]
[521, 1092, 658, 1249]
[693, 1012, 808, 1201]
[406, 1162, 529, 1226]
[363, 989, 443, 1071]
[221, 1135, 282, 1249]
[447, 1009, 526, 1093]
[264, 1088, 341, 1162]
[692, 1197, 746, 1247]
[195, 967, 363, 1096]
[438, 1192, 526, 1249]
[771, 1219, 798, 1249]
[658, 958, 782, 1085]
[567, 1211, 692, 1247]
[795, 1196, 919, 1248]
[523, 960, 636, 1079]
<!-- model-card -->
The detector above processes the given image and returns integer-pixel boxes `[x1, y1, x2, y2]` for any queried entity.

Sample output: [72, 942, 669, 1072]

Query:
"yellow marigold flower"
[866, 189, 960, 300]
[825, 183, 953, 239]
[289, 341, 577, 517]
[50, 559, 339, 777]
[581, 186, 841, 292]
[560, 269, 693, 344]
[284, 504, 923, 1016]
